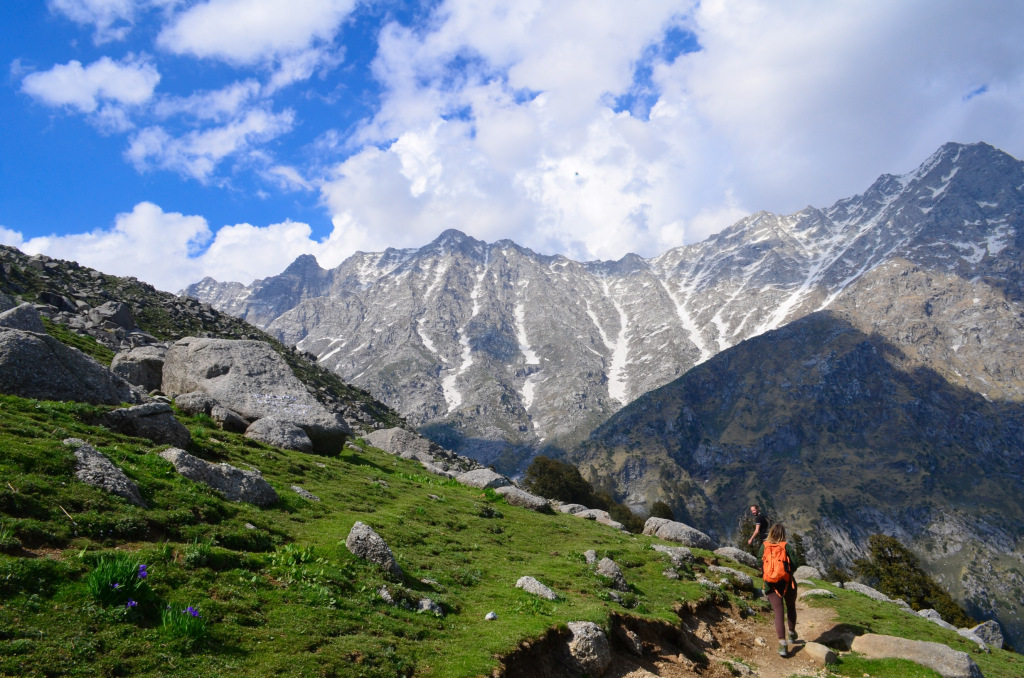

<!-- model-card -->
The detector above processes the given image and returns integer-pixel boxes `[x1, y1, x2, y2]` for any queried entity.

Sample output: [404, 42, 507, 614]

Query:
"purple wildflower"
[184, 606, 200, 618]
[111, 582, 121, 589]
[126, 600, 137, 609]
[137, 564, 148, 579]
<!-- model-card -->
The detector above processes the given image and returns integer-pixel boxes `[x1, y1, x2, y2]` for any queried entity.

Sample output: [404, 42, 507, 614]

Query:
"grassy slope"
[1, 395, 1020, 677]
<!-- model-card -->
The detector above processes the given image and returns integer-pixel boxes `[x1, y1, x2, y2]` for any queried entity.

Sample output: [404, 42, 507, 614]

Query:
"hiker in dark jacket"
[747, 504, 769, 547]
[759, 523, 798, 657]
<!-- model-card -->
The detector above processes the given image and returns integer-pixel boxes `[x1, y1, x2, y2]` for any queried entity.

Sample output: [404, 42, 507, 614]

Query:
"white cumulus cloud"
[21, 55, 160, 114]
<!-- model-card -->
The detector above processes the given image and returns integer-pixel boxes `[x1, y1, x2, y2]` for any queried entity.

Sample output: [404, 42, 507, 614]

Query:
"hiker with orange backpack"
[759, 523, 798, 657]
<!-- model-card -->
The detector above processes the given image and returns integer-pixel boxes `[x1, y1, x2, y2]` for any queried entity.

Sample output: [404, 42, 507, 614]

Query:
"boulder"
[596, 557, 629, 591]
[615, 626, 644, 656]
[0, 328, 143, 405]
[799, 588, 836, 600]
[651, 543, 694, 567]
[363, 427, 433, 461]
[66, 438, 146, 507]
[565, 621, 611, 677]
[161, 337, 351, 450]
[455, 468, 510, 489]
[643, 517, 715, 549]
[495, 486, 551, 512]
[159, 447, 278, 507]
[558, 503, 589, 515]
[802, 641, 837, 666]
[850, 634, 983, 678]
[291, 485, 320, 502]
[576, 509, 625, 530]
[843, 581, 895, 603]
[515, 576, 558, 600]
[0, 303, 45, 333]
[715, 547, 758, 569]
[245, 417, 314, 453]
[417, 597, 443, 617]
[104, 402, 191, 447]
[968, 620, 1003, 649]
[957, 628, 988, 651]
[794, 565, 822, 580]
[173, 391, 249, 432]
[346, 521, 402, 580]
[0, 292, 14, 312]
[110, 345, 167, 393]
[584, 550, 598, 564]
[708, 565, 753, 590]
[88, 301, 135, 331]
[918, 608, 958, 631]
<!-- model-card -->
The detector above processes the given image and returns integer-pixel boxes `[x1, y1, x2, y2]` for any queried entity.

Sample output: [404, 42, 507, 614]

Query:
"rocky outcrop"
[172, 392, 250, 433]
[0, 303, 46, 333]
[361, 427, 481, 476]
[495, 486, 550, 512]
[110, 345, 167, 393]
[565, 622, 611, 677]
[455, 469, 510, 490]
[515, 576, 558, 600]
[0, 328, 142, 405]
[969, 620, 1004, 649]
[67, 438, 146, 507]
[850, 634, 983, 678]
[161, 337, 352, 450]
[715, 547, 758, 569]
[158, 447, 278, 507]
[103, 402, 191, 447]
[245, 417, 314, 453]
[643, 518, 716, 550]
[346, 521, 402, 580]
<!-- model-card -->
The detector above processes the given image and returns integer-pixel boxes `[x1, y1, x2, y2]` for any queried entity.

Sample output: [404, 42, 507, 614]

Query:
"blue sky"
[2, 0, 1023, 292]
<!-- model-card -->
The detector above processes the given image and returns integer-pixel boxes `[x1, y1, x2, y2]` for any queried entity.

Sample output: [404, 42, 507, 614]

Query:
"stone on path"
[802, 641, 837, 666]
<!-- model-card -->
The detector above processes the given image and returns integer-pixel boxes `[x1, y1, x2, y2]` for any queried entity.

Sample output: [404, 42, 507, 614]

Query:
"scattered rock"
[596, 557, 629, 591]
[455, 468, 509, 489]
[291, 485, 320, 502]
[0, 303, 45, 333]
[174, 391, 250, 432]
[651, 543, 694, 567]
[799, 588, 837, 600]
[584, 550, 597, 564]
[162, 337, 352, 451]
[495, 485, 551, 512]
[794, 565, 822, 580]
[968, 620, 1003, 649]
[345, 521, 402, 580]
[66, 438, 146, 507]
[843, 581, 895, 603]
[110, 345, 167, 392]
[957, 628, 988, 652]
[565, 621, 611, 678]
[918, 608, 958, 631]
[417, 597, 443, 617]
[361, 427, 480, 475]
[515, 576, 558, 600]
[558, 503, 589, 515]
[159, 447, 278, 507]
[245, 416, 314, 453]
[615, 626, 644, 656]
[714, 547, 758, 569]
[485, 611, 498, 621]
[642, 517, 716, 549]
[89, 301, 136, 331]
[0, 328, 143, 405]
[708, 565, 753, 590]
[575, 509, 625, 530]
[103, 402, 191, 447]
[663, 568, 680, 580]
[802, 641, 838, 666]
[851, 633, 983, 678]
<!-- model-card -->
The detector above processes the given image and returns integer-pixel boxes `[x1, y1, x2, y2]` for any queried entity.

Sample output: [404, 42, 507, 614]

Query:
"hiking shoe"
[788, 629, 798, 642]
[778, 640, 788, 657]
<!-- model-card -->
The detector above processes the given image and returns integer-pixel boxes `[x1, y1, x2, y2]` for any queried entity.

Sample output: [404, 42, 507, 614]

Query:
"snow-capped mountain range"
[186, 142, 1024, 469]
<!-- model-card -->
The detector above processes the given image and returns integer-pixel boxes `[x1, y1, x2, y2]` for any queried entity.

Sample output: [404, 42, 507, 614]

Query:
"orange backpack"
[762, 541, 791, 584]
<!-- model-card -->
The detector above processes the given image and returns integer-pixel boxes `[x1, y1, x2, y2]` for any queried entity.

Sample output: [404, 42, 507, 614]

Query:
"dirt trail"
[604, 597, 840, 678]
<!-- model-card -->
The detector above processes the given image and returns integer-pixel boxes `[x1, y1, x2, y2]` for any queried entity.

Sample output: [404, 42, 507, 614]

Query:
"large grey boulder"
[968, 620, 1003, 649]
[515, 576, 558, 600]
[794, 565, 822, 580]
[558, 503, 589, 515]
[245, 417, 314, 453]
[651, 543, 694, 567]
[802, 641, 838, 666]
[66, 438, 146, 507]
[495, 486, 551, 512]
[708, 565, 753, 590]
[844, 581, 895, 603]
[88, 301, 135, 331]
[161, 337, 351, 450]
[0, 328, 142, 405]
[596, 557, 629, 591]
[346, 521, 402, 580]
[0, 303, 46, 333]
[159, 447, 278, 507]
[565, 621, 611, 677]
[715, 547, 758, 569]
[850, 634, 983, 678]
[104, 402, 191, 447]
[455, 468, 509, 489]
[173, 391, 249, 433]
[643, 517, 716, 549]
[110, 345, 167, 393]
[576, 509, 625, 530]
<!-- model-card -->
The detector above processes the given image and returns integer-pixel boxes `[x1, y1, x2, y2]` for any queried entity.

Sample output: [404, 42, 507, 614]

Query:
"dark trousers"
[766, 581, 797, 639]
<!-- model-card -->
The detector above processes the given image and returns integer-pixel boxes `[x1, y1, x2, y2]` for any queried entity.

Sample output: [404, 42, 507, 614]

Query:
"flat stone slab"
[643, 517, 715, 549]
[66, 438, 146, 507]
[850, 633, 983, 678]
[843, 581, 894, 603]
[715, 546, 758, 569]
